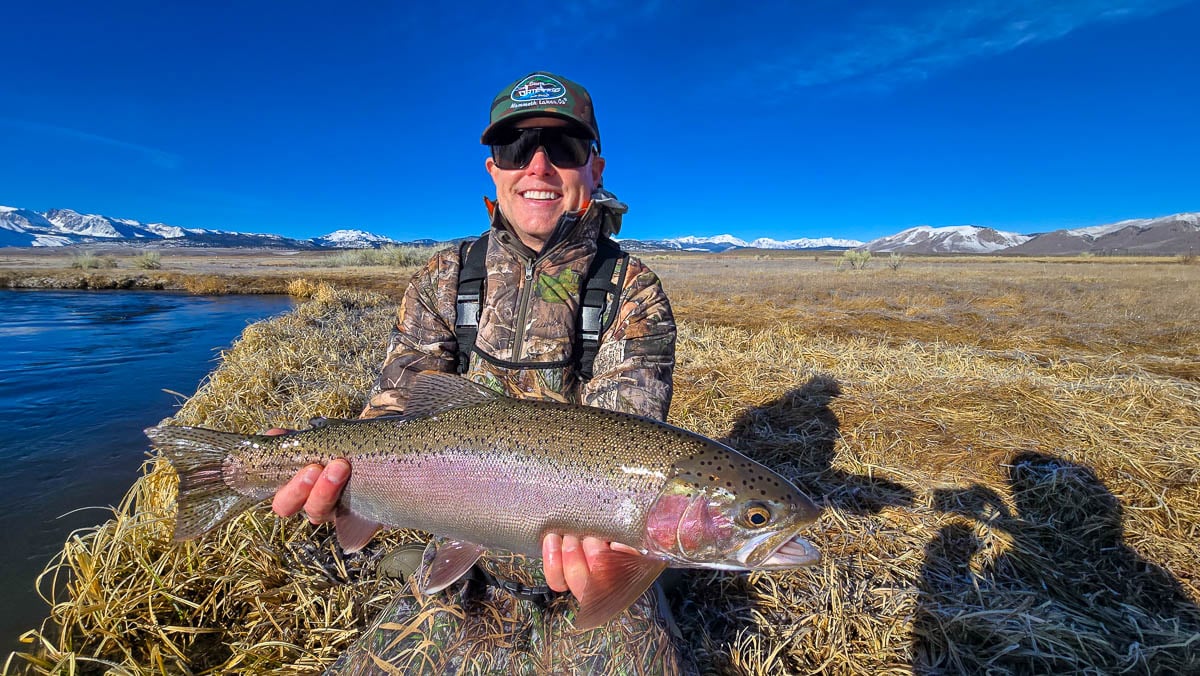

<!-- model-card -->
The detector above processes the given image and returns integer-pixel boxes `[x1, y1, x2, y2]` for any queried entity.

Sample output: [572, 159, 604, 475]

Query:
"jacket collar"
[483, 196, 604, 260]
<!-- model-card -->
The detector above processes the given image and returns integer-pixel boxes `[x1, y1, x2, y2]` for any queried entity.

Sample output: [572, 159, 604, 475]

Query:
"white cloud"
[758, 0, 1193, 93]
[0, 117, 181, 168]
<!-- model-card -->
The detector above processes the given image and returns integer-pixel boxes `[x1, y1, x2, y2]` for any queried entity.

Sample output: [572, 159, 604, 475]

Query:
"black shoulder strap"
[454, 232, 489, 375]
[577, 236, 628, 382]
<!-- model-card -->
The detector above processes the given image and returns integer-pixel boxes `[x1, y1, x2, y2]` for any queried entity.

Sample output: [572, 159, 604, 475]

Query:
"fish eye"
[741, 503, 772, 528]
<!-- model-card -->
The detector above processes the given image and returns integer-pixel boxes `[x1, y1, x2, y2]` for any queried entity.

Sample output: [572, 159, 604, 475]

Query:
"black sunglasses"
[489, 127, 597, 170]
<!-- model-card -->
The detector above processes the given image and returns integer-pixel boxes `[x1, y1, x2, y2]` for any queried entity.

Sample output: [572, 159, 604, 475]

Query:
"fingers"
[544, 535, 624, 597]
[302, 459, 350, 524]
[543, 533, 567, 592]
[581, 536, 610, 563]
[271, 464, 323, 517]
[561, 535, 590, 598]
[610, 541, 640, 556]
[269, 458, 351, 524]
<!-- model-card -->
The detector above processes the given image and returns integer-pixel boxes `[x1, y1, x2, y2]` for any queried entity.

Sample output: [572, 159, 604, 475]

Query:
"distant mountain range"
[618, 233, 865, 253]
[862, 225, 1031, 254]
[861, 212, 1199, 255]
[0, 206, 392, 249]
[2, 204, 1196, 255]
[0, 205, 865, 252]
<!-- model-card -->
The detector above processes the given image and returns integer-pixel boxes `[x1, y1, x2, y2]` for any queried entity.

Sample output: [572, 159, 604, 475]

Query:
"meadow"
[4, 250, 1198, 674]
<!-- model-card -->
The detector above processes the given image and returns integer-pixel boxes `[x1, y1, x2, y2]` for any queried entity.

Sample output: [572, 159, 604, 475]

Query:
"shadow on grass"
[722, 374, 915, 515]
[674, 375, 915, 671]
[913, 452, 1200, 674]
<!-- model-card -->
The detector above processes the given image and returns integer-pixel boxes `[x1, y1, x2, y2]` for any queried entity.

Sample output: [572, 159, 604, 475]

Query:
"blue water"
[0, 289, 293, 652]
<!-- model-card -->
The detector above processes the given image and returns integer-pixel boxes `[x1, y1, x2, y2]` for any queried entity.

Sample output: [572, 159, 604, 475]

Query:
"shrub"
[70, 252, 119, 270]
[132, 252, 162, 269]
[324, 246, 434, 268]
[887, 252, 905, 271]
[838, 250, 872, 271]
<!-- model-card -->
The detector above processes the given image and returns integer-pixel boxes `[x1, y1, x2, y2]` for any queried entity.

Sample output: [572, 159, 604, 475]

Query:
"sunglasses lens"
[491, 128, 594, 169]
[491, 130, 540, 169]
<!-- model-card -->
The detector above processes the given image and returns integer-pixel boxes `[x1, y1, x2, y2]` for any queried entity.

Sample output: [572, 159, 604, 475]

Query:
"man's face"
[486, 116, 605, 253]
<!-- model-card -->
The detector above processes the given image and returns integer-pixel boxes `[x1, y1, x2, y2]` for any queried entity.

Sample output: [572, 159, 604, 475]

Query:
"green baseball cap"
[481, 71, 601, 152]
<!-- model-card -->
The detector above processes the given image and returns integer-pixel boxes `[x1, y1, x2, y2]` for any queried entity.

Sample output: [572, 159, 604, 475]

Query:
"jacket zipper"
[503, 207, 592, 363]
[510, 256, 535, 360]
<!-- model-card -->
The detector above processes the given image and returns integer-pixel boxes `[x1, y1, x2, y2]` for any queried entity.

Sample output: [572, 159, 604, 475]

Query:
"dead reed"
[5, 258, 1198, 674]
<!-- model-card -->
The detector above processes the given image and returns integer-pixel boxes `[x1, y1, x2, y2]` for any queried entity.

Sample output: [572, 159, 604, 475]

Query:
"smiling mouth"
[520, 190, 561, 201]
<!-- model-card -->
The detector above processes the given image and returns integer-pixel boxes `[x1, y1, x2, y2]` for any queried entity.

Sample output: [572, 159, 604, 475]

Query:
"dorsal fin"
[401, 371, 501, 418]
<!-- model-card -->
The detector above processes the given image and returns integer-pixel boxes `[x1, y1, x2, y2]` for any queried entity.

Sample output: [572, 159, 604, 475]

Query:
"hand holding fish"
[543, 534, 643, 597]
[265, 431, 617, 601]
[149, 373, 822, 629]
[265, 428, 349, 525]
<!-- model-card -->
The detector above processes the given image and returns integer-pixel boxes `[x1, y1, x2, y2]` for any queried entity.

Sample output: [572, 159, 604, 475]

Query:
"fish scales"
[147, 372, 822, 629]
[223, 398, 722, 556]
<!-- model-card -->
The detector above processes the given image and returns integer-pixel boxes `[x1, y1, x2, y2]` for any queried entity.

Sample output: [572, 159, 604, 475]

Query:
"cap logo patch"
[511, 74, 566, 103]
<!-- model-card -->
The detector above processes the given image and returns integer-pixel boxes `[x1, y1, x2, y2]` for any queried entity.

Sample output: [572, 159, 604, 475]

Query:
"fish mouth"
[734, 530, 821, 569]
[758, 534, 820, 567]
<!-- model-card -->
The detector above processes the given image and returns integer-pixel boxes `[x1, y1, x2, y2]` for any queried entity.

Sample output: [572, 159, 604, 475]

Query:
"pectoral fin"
[574, 550, 668, 631]
[333, 504, 380, 553]
[421, 540, 486, 594]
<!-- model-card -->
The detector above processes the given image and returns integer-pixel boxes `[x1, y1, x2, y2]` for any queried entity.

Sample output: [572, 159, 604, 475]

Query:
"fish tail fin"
[145, 425, 259, 542]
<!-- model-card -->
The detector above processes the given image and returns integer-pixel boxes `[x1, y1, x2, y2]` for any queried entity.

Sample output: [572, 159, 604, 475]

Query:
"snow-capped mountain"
[0, 205, 400, 249]
[862, 225, 1031, 254]
[310, 229, 399, 249]
[3, 203, 1195, 254]
[622, 233, 863, 253]
[1006, 212, 1200, 255]
[1065, 212, 1200, 238]
[43, 208, 187, 240]
[1, 207, 74, 246]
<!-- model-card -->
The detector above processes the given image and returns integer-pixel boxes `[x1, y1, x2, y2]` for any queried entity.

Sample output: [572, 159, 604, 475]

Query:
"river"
[0, 289, 294, 654]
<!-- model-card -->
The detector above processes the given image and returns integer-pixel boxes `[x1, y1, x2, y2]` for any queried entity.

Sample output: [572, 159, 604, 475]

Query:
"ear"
[590, 155, 605, 189]
[485, 156, 503, 188]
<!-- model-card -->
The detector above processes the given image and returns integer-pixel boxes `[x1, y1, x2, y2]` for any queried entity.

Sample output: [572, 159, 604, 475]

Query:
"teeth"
[521, 190, 559, 200]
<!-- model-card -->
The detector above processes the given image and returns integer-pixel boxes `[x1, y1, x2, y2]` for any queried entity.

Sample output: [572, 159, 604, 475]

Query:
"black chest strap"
[453, 233, 628, 382]
[577, 236, 626, 381]
[454, 233, 490, 375]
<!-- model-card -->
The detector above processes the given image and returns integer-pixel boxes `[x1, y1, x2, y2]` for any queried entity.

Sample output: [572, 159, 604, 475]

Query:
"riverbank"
[5, 253, 1200, 673]
[0, 247, 423, 297]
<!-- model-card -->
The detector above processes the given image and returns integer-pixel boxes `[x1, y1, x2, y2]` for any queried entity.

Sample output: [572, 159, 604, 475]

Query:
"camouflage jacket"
[364, 198, 676, 422]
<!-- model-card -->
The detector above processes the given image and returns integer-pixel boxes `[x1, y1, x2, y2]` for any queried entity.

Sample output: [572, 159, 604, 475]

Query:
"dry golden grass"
[5, 257, 1199, 674]
[0, 248, 424, 298]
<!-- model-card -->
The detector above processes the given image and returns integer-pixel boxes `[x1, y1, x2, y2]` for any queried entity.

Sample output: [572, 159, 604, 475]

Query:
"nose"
[524, 147, 555, 175]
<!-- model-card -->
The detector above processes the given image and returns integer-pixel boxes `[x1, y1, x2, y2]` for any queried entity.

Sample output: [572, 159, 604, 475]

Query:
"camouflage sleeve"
[361, 248, 461, 418]
[581, 255, 676, 422]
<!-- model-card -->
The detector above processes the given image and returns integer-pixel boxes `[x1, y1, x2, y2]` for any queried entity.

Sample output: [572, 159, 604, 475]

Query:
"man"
[273, 72, 687, 672]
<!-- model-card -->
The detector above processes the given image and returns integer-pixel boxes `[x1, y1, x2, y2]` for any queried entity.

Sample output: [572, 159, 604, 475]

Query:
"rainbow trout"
[147, 372, 821, 629]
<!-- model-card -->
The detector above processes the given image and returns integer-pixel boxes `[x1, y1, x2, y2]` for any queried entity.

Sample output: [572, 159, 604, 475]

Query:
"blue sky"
[1, 0, 1196, 242]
